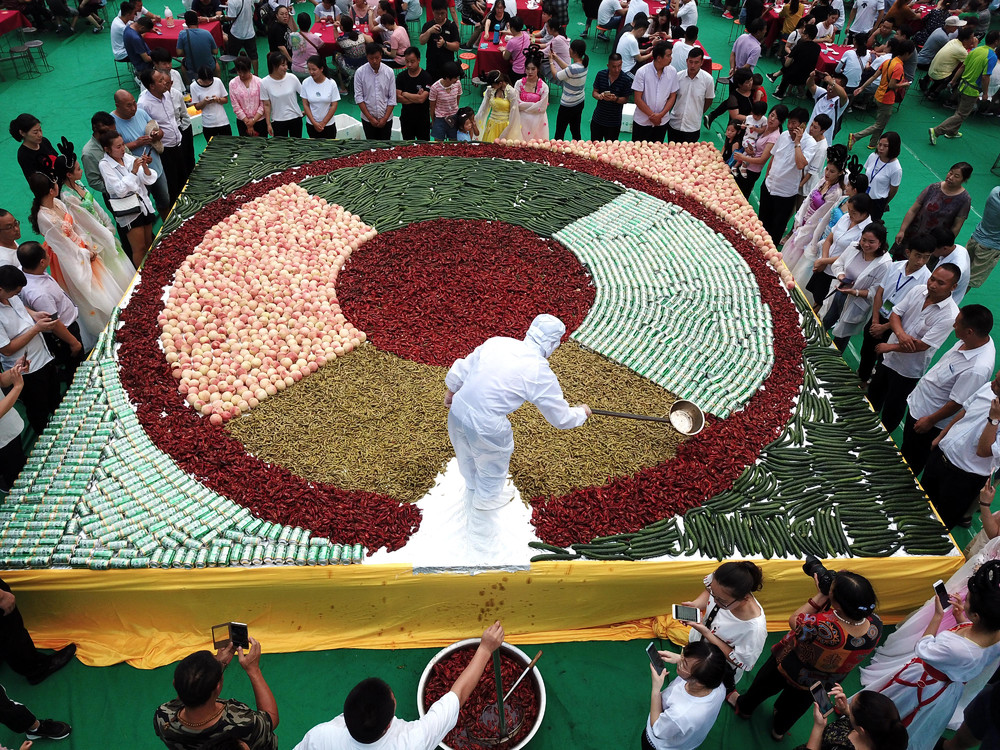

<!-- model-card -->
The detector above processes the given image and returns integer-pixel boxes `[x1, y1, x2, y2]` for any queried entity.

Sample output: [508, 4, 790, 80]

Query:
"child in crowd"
[721, 121, 742, 167]
[455, 107, 479, 140]
[0, 265, 61, 436]
[752, 72, 767, 105]
[15, 241, 84, 384]
[429, 61, 464, 140]
[733, 100, 768, 179]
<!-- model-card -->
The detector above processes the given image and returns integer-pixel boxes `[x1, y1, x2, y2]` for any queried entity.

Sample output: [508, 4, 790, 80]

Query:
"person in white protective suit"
[444, 314, 592, 555]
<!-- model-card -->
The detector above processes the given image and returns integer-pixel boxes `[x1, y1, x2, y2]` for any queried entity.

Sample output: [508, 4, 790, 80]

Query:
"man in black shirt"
[419, 0, 461, 80]
[589, 52, 634, 140]
[396, 47, 434, 139]
[267, 5, 294, 61]
[775, 23, 821, 98]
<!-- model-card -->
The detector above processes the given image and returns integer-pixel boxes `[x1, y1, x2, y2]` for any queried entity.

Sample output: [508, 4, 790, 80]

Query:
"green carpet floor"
[0, 630, 892, 749]
[0, 5, 995, 749]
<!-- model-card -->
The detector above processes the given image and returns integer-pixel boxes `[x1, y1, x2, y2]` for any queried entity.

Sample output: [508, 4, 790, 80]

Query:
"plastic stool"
[218, 54, 239, 84]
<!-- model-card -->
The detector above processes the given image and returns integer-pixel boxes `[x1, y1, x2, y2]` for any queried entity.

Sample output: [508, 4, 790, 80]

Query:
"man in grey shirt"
[354, 43, 397, 139]
[917, 15, 963, 69]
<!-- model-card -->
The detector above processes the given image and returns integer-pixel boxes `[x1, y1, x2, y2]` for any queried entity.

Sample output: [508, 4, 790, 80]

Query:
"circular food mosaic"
[0, 140, 954, 570]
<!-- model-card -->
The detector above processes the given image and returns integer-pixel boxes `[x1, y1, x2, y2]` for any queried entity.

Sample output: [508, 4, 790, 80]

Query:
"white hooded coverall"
[445, 315, 589, 553]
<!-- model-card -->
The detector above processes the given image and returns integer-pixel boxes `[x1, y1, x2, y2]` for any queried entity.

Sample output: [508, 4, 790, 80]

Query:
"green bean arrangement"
[529, 289, 955, 562]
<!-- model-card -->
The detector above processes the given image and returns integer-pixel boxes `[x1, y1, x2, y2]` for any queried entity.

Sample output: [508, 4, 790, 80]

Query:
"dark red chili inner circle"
[337, 219, 596, 368]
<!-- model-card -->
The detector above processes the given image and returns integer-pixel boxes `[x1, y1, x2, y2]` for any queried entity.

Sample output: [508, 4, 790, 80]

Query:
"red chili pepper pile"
[337, 219, 594, 367]
[422, 646, 541, 749]
[117, 143, 804, 554]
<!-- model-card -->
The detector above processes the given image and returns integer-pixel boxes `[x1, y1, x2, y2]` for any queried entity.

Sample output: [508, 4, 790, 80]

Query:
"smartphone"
[810, 681, 834, 716]
[672, 604, 702, 623]
[933, 580, 949, 608]
[646, 642, 667, 676]
[212, 622, 249, 649]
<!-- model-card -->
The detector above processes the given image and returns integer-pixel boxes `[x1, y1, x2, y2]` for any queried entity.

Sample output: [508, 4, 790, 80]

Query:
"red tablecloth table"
[816, 41, 851, 73]
[310, 20, 371, 57]
[0, 9, 28, 35]
[143, 19, 223, 53]
[472, 37, 507, 78]
[515, 0, 543, 29]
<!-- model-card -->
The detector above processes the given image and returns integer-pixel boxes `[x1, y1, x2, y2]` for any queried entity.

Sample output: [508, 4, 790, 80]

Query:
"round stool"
[23, 40, 53, 72]
[9, 45, 39, 79]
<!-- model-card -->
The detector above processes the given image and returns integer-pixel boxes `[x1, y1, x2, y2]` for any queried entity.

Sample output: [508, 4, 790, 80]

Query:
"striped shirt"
[429, 79, 463, 118]
[555, 61, 588, 106]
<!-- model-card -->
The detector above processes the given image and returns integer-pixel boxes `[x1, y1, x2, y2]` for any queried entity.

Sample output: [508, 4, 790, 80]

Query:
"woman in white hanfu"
[27, 171, 131, 342]
[858, 560, 1000, 750]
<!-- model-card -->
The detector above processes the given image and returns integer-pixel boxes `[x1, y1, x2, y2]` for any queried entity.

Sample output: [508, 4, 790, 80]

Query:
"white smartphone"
[672, 604, 702, 623]
[932, 580, 949, 608]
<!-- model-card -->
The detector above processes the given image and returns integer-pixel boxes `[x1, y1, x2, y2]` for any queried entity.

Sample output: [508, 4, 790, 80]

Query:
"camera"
[802, 555, 835, 595]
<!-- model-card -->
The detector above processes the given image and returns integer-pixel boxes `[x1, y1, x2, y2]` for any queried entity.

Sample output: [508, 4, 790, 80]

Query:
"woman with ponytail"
[677, 561, 768, 685]
[643, 640, 733, 750]
[550, 38, 589, 140]
[861, 560, 1000, 750]
[799, 687, 908, 750]
[734, 570, 882, 741]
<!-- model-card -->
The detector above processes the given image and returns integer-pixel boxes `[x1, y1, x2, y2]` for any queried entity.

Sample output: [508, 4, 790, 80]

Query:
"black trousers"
[758, 182, 798, 245]
[667, 125, 700, 143]
[0, 684, 36, 733]
[867, 363, 919, 434]
[806, 272, 835, 308]
[42, 320, 84, 385]
[868, 197, 888, 223]
[362, 118, 393, 140]
[236, 119, 269, 137]
[306, 122, 338, 138]
[272, 117, 303, 137]
[555, 102, 584, 140]
[160, 144, 188, 206]
[179, 125, 196, 177]
[858, 322, 891, 382]
[632, 123, 668, 143]
[901, 413, 941, 477]
[400, 115, 429, 141]
[921, 447, 989, 529]
[16, 361, 60, 436]
[735, 654, 814, 736]
[0, 437, 25, 492]
[589, 120, 621, 141]
[202, 124, 233, 139]
[0, 580, 47, 679]
[735, 168, 762, 198]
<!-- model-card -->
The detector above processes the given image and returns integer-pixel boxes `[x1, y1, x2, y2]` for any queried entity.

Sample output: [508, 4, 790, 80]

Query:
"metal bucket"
[669, 399, 705, 435]
[416, 639, 547, 750]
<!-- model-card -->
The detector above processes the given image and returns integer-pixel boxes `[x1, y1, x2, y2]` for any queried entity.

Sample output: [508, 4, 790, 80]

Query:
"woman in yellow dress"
[476, 69, 522, 143]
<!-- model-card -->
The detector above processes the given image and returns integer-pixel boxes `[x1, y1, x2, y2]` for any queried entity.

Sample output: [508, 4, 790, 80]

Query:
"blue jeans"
[432, 116, 458, 141]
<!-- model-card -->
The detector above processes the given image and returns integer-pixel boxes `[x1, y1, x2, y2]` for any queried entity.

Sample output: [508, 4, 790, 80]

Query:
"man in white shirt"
[673, 0, 697, 35]
[292, 622, 504, 750]
[0, 211, 21, 268]
[227, 0, 259, 73]
[798, 115, 829, 200]
[805, 70, 848, 143]
[624, 0, 648, 27]
[354, 43, 397, 139]
[667, 47, 714, 142]
[930, 227, 971, 304]
[923, 373, 1000, 528]
[616, 13, 651, 73]
[0, 266, 60, 436]
[670, 24, 698, 72]
[867, 264, 961, 433]
[596, 0, 626, 38]
[847, 0, 884, 38]
[759, 106, 817, 243]
[902, 304, 995, 475]
[111, 0, 137, 62]
[631, 41, 678, 143]
[137, 68, 186, 205]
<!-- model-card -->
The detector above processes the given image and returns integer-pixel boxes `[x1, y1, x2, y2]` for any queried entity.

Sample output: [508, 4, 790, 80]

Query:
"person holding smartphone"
[734, 570, 882, 741]
[643, 640, 732, 750]
[800, 685, 907, 750]
[675, 561, 768, 686]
